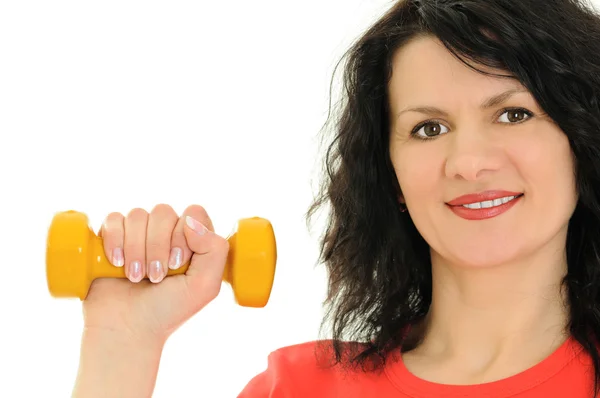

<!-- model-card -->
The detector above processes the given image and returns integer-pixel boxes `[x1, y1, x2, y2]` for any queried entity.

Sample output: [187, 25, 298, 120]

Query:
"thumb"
[182, 215, 230, 303]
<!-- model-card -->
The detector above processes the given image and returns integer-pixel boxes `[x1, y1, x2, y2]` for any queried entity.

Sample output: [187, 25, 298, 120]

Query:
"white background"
[0, 1, 396, 397]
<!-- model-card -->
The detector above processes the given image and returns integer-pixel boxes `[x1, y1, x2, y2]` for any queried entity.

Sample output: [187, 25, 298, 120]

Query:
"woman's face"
[388, 36, 578, 268]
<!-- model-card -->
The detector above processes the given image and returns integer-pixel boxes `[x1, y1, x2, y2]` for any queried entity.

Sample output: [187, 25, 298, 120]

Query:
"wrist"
[82, 325, 167, 350]
[72, 327, 166, 398]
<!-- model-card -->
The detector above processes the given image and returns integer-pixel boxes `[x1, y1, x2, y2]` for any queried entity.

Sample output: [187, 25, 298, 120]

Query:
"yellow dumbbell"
[46, 210, 277, 308]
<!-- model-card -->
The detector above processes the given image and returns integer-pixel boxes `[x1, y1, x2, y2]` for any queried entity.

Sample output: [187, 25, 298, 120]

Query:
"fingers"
[124, 208, 149, 283]
[100, 212, 125, 267]
[100, 209, 149, 283]
[168, 205, 215, 271]
[100, 204, 226, 295]
[183, 210, 230, 302]
[146, 204, 178, 283]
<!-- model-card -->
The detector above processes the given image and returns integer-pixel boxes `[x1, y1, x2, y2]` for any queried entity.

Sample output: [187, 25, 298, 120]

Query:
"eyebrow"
[395, 88, 529, 119]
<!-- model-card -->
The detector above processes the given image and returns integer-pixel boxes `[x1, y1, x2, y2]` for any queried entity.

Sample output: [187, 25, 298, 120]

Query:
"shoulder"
[266, 339, 372, 373]
[267, 340, 342, 368]
[237, 340, 368, 397]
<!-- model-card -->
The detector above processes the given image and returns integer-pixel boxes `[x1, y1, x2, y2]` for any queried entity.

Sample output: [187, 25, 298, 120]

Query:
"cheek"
[393, 145, 443, 204]
[508, 128, 576, 207]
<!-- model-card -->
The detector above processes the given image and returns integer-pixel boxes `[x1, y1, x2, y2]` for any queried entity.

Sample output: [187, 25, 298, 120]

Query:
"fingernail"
[168, 247, 183, 269]
[111, 248, 124, 267]
[148, 260, 164, 283]
[128, 261, 143, 283]
[186, 216, 208, 235]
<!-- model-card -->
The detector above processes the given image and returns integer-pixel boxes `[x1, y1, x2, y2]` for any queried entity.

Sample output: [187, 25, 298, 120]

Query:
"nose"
[444, 127, 503, 181]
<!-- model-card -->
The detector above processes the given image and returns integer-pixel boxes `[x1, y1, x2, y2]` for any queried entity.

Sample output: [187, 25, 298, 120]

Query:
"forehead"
[388, 36, 523, 109]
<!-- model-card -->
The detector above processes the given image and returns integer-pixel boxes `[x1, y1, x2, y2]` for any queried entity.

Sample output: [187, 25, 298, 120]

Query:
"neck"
[414, 238, 570, 372]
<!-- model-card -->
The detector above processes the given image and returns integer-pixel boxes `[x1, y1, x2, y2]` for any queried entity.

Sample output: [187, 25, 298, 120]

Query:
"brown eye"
[413, 122, 449, 139]
[498, 108, 532, 123]
[424, 123, 442, 136]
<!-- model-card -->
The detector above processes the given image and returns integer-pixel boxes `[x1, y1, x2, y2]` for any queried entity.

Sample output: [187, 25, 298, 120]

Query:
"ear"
[398, 195, 406, 204]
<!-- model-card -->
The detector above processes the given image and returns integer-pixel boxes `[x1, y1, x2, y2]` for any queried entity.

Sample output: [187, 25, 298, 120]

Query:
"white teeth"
[462, 195, 517, 209]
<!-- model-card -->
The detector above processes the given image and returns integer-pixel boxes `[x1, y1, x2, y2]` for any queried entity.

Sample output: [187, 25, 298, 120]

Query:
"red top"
[238, 336, 595, 397]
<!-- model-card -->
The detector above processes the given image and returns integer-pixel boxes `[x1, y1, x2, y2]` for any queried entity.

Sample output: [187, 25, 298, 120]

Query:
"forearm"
[72, 327, 165, 398]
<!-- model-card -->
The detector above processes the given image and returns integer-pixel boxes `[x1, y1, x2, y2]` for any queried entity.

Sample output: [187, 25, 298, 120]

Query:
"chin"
[440, 241, 524, 269]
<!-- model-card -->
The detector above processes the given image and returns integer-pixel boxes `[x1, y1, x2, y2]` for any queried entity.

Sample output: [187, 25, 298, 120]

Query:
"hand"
[81, 204, 230, 343]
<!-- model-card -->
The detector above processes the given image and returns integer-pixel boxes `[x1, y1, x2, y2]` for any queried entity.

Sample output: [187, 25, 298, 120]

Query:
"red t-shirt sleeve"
[237, 349, 295, 398]
[237, 341, 374, 397]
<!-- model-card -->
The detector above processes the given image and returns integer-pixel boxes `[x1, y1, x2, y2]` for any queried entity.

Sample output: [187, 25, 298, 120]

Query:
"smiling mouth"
[455, 194, 524, 209]
[446, 193, 524, 221]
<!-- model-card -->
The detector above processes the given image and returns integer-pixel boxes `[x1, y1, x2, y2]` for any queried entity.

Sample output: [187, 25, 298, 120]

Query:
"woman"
[71, 0, 600, 396]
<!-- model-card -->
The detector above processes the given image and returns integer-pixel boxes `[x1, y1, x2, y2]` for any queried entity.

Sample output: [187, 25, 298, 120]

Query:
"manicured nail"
[186, 216, 208, 235]
[148, 260, 164, 283]
[168, 247, 183, 269]
[128, 261, 143, 283]
[111, 248, 124, 267]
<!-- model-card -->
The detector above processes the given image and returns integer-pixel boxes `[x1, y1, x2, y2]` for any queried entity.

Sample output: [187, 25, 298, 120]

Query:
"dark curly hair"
[305, 0, 600, 393]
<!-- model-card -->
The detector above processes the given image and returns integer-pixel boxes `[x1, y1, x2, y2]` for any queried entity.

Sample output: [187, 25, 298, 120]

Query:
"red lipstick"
[446, 190, 523, 221]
